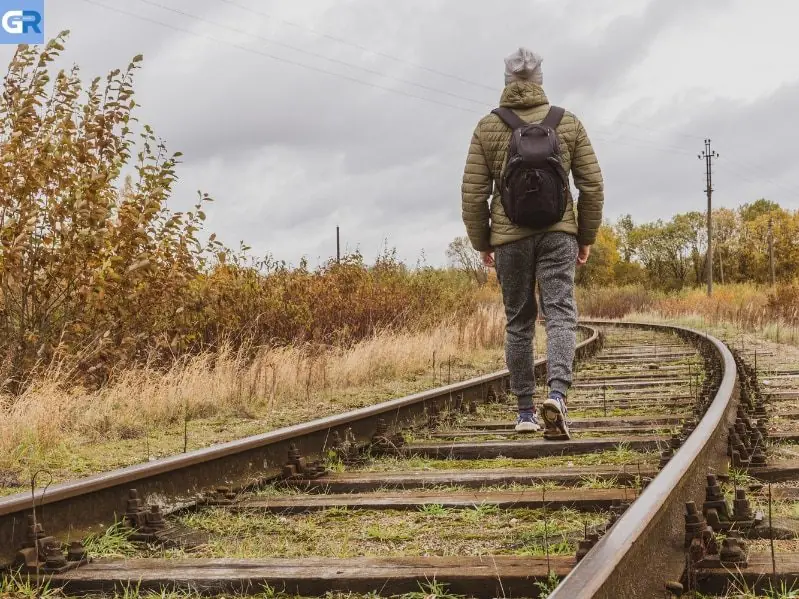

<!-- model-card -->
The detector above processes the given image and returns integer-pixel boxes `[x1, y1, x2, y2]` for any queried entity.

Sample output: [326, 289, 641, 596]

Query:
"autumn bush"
[577, 282, 799, 344]
[0, 36, 483, 395]
[575, 285, 659, 319]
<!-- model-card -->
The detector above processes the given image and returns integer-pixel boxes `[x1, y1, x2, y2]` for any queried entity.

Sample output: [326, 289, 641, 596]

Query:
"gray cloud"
[2, 0, 798, 267]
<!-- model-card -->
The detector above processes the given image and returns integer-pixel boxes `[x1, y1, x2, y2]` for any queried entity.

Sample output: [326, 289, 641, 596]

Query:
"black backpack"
[492, 106, 568, 229]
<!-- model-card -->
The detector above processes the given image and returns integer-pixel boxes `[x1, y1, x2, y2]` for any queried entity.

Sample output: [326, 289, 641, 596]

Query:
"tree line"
[0, 36, 478, 392]
[449, 199, 798, 291]
[579, 199, 798, 289]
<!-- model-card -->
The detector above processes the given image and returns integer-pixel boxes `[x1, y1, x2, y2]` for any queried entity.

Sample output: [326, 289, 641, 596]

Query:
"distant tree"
[743, 209, 799, 283]
[576, 224, 620, 287]
[629, 219, 693, 290]
[673, 212, 707, 287]
[740, 198, 781, 222]
[713, 208, 740, 284]
[614, 214, 636, 262]
[446, 237, 488, 285]
[569, 200, 797, 290]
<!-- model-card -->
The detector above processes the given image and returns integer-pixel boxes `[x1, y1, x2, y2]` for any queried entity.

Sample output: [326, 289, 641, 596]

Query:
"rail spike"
[719, 533, 748, 567]
[122, 488, 208, 549]
[371, 418, 405, 455]
[14, 515, 89, 573]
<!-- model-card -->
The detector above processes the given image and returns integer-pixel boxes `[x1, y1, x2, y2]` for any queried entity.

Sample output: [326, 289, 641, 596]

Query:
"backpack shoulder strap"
[491, 107, 527, 130]
[541, 106, 565, 130]
[493, 106, 565, 130]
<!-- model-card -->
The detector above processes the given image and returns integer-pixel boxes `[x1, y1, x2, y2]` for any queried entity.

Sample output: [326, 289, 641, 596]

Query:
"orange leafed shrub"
[0, 36, 480, 392]
[577, 283, 799, 340]
[175, 251, 479, 350]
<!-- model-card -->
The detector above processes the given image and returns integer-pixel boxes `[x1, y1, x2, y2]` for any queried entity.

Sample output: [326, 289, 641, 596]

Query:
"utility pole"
[768, 216, 776, 286]
[336, 226, 341, 264]
[698, 139, 719, 296]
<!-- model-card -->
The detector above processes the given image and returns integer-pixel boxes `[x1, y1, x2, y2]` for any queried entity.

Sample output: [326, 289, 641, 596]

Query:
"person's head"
[504, 48, 543, 86]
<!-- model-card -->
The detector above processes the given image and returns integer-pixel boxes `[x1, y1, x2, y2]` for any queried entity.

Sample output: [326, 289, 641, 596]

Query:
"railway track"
[5, 320, 791, 598]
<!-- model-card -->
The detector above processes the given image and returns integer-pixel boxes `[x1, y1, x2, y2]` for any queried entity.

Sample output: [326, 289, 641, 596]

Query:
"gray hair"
[504, 48, 543, 86]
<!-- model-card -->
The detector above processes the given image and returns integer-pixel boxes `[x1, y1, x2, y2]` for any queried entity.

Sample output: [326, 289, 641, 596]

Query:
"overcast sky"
[3, 0, 799, 266]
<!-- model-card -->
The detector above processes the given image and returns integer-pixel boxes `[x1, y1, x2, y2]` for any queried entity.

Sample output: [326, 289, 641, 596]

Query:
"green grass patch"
[150, 506, 610, 559]
[356, 445, 658, 473]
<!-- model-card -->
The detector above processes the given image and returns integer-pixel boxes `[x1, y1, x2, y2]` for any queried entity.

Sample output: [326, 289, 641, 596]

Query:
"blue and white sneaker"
[541, 391, 570, 440]
[515, 410, 542, 433]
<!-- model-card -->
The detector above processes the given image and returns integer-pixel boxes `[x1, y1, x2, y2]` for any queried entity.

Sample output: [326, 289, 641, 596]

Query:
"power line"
[607, 117, 705, 143]
[717, 156, 798, 200]
[133, 0, 494, 108]
[78, 0, 485, 115]
[593, 133, 695, 156]
[212, 0, 498, 93]
[112, 1, 713, 155]
[591, 132, 695, 157]
[79, 0, 732, 165]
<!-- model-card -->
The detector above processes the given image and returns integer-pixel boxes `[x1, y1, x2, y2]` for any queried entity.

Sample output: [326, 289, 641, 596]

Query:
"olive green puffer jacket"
[461, 81, 604, 252]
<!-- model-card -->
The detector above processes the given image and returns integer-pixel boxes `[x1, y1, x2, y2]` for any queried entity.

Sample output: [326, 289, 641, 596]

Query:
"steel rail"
[0, 326, 601, 562]
[549, 322, 738, 598]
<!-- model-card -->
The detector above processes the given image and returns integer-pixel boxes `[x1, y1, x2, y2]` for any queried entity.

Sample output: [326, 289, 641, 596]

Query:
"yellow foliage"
[0, 37, 484, 392]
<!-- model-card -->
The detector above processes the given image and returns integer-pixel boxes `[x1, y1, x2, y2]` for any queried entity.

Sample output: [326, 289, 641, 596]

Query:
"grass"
[355, 445, 658, 473]
[0, 571, 63, 599]
[578, 283, 799, 348]
[0, 309, 518, 493]
[395, 581, 464, 599]
[534, 573, 562, 597]
[705, 576, 799, 598]
[418, 503, 451, 517]
[728, 468, 760, 489]
[81, 522, 139, 559]
[421, 429, 674, 443]
[0, 575, 469, 599]
[578, 475, 620, 489]
[144, 505, 609, 560]
[258, 476, 633, 499]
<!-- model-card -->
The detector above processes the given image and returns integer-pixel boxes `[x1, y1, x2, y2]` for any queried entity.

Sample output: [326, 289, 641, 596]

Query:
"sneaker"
[515, 410, 541, 433]
[541, 391, 570, 440]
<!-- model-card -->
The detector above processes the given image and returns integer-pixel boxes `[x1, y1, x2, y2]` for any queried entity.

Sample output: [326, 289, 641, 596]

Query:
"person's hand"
[481, 251, 495, 268]
[577, 245, 591, 265]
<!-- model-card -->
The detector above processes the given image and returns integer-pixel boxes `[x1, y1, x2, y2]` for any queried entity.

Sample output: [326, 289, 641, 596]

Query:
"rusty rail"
[549, 322, 738, 598]
[0, 326, 601, 562]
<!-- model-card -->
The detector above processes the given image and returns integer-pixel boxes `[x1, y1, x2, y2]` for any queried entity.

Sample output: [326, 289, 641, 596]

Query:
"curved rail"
[550, 322, 738, 598]
[0, 327, 601, 562]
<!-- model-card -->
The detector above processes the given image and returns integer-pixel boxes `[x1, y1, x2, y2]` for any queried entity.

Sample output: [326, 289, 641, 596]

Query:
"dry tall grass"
[0, 304, 509, 475]
[577, 283, 799, 346]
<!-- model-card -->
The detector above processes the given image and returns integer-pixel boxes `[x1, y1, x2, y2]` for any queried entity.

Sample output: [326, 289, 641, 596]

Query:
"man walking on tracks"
[461, 48, 604, 439]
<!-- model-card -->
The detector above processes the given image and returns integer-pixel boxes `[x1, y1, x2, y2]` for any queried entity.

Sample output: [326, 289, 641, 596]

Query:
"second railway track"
[1, 321, 748, 598]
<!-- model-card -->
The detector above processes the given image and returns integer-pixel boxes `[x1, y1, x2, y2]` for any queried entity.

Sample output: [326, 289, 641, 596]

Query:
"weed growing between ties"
[81, 522, 139, 559]
[126, 582, 478, 599]
[80, 504, 609, 560]
[356, 444, 658, 473]
[256, 481, 597, 497]
[414, 429, 675, 443]
[0, 570, 63, 599]
[534, 573, 563, 597]
[0, 573, 485, 599]
[695, 575, 799, 599]
[155, 506, 609, 559]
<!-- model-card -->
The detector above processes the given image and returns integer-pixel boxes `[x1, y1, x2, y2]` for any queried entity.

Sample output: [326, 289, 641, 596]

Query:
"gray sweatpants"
[494, 232, 578, 411]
